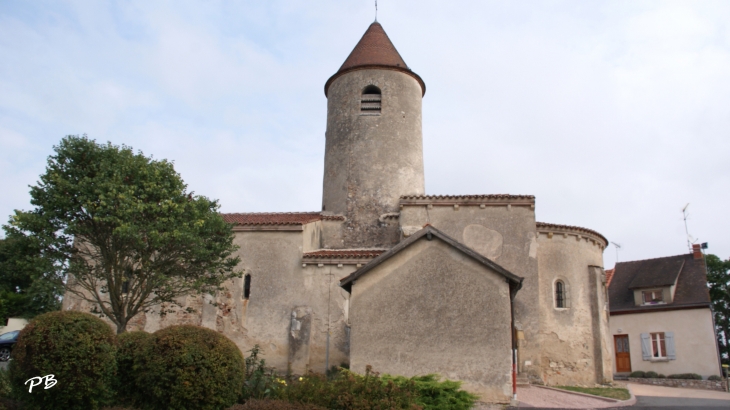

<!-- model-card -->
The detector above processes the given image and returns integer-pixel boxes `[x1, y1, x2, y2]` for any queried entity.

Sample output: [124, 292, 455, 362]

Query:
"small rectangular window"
[642, 290, 663, 304]
[243, 274, 251, 300]
[650, 332, 666, 358]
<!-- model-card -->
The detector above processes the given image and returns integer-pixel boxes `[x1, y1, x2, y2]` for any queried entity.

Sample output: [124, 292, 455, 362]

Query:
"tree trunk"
[116, 320, 127, 334]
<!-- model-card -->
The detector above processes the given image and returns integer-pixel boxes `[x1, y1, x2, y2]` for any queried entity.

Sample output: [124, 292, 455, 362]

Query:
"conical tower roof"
[324, 22, 425, 96]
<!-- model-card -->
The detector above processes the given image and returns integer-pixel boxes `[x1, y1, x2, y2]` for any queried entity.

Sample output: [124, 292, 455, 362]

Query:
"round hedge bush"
[115, 331, 153, 405]
[8, 311, 117, 410]
[135, 325, 245, 410]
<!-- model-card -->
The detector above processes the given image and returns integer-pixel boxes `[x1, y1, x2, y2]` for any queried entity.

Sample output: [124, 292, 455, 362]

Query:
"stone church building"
[64, 22, 613, 402]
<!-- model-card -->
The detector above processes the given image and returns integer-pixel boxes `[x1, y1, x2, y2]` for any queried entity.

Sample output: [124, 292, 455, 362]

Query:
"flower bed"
[628, 377, 728, 392]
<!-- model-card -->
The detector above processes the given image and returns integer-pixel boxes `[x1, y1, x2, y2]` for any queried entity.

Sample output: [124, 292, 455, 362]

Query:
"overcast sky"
[1, 1, 728, 269]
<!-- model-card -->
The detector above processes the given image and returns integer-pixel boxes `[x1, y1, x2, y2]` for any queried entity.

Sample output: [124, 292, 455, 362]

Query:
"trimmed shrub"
[668, 373, 702, 380]
[134, 325, 245, 410]
[229, 399, 326, 409]
[657, 374, 666, 379]
[708, 375, 722, 381]
[644, 371, 658, 379]
[629, 371, 645, 378]
[8, 311, 117, 410]
[114, 331, 153, 405]
[382, 374, 478, 410]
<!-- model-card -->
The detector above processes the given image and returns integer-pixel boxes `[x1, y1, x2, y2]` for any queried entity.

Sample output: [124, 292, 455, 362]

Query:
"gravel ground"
[513, 386, 631, 408]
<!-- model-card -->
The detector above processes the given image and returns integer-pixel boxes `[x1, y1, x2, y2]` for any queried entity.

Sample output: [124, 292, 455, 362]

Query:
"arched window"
[243, 274, 251, 300]
[361, 85, 381, 115]
[555, 280, 565, 308]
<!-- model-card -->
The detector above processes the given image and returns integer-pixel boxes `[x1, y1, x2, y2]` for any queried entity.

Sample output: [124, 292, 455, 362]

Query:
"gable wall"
[349, 237, 513, 403]
[400, 204, 542, 381]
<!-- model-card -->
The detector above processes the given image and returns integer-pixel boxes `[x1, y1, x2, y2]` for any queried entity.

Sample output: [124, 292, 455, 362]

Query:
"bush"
[382, 374, 478, 410]
[283, 366, 422, 410]
[134, 325, 245, 410]
[629, 371, 645, 378]
[114, 331, 153, 405]
[8, 311, 117, 410]
[242, 345, 285, 401]
[644, 371, 658, 379]
[708, 375, 722, 381]
[668, 373, 702, 380]
[657, 374, 666, 379]
[229, 399, 326, 409]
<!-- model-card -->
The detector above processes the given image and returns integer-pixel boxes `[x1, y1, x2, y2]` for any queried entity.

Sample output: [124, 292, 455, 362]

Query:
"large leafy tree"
[706, 253, 730, 365]
[0, 235, 63, 323]
[4, 135, 242, 333]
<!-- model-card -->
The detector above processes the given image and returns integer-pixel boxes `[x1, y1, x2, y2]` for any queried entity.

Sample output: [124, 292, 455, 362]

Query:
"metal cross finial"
[375, 0, 378, 22]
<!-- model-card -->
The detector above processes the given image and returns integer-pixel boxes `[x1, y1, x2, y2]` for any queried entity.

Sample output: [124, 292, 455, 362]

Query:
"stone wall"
[536, 226, 611, 386]
[628, 377, 728, 392]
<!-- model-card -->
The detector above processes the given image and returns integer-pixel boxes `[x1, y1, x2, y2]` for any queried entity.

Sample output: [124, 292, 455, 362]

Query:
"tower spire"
[375, 0, 378, 22]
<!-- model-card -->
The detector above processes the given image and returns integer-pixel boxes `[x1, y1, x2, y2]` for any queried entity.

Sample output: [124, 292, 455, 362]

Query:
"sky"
[1, 0, 728, 269]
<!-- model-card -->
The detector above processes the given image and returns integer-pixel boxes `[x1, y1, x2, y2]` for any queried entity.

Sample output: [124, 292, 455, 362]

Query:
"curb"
[531, 384, 637, 407]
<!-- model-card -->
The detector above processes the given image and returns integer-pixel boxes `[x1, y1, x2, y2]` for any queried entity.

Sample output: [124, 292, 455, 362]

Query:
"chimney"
[692, 243, 703, 260]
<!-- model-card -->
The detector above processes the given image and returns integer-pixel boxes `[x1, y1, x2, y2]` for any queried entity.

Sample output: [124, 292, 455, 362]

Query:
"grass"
[554, 386, 631, 400]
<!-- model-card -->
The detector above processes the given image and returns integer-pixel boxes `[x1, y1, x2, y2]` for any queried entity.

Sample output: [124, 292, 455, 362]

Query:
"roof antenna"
[374, 0, 378, 22]
[610, 241, 622, 264]
[682, 203, 694, 253]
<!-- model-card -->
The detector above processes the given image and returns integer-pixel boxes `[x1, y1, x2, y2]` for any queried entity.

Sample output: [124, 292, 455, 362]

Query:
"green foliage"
[629, 371, 645, 378]
[382, 374, 477, 410]
[0, 369, 11, 399]
[231, 399, 326, 410]
[242, 345, 285, 401]
[8, 311, 117, 410]
[708, 375, 722, 381]
[114, 331, 153, 405]
[667, 373, 703, 380]
[134, 325, 245, 410]
[554, 386, 631, 400]
[4, 135, 242, 334]
[644, 371, 658, 378]
[283, 366, 422, 410]
[0, 235, 62, 324]
[706, 254, 730, 365]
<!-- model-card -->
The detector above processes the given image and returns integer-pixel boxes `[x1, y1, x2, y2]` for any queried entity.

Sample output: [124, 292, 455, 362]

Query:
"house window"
[361, 85, 381, 115]
[243, 274, 251, 300]
[555, 280, 565, 308]
[642, 290, 663, 304]
[650, 332, 666, 358]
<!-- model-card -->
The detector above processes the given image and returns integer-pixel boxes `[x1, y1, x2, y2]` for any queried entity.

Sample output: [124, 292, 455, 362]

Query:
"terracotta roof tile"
[221, 212, 344, 226]
[605, 268, 615, 287]
[325, 22, 425, 96]
[303, 249, 387, 259]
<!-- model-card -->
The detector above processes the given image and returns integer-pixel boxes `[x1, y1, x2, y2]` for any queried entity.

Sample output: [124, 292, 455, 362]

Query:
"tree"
[4, 135, 242, 334]
[0, 235, 63, 324]
[706, 253, 730, 365]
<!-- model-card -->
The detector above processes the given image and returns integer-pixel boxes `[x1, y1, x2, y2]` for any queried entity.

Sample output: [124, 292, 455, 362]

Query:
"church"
[64, 21, 613, 403]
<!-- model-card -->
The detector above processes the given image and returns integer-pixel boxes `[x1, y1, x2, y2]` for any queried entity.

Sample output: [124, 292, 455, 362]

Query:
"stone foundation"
[628, 377, 728, 392]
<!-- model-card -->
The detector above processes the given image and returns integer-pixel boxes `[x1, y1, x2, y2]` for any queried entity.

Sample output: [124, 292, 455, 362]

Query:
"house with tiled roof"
[64, 20, 616, 403]
[608, 244, 721, 378]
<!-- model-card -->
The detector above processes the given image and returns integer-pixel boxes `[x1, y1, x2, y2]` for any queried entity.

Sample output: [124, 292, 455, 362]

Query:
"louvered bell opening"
[361, 94, 381, 114]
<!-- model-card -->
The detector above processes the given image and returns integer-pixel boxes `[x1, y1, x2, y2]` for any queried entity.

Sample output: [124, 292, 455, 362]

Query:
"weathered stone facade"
[63, 21, 614, 403]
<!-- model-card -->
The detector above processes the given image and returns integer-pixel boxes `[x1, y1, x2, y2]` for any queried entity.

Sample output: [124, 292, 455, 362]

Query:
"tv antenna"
[682, 203, 694, 252]
[610, 241, 622, 264]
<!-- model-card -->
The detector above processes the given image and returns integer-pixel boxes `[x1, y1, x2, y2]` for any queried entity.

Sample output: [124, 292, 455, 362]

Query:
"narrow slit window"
[361, 85, 381, 114]
[555, 280, 565, 308]
[243, 274, 251, 300]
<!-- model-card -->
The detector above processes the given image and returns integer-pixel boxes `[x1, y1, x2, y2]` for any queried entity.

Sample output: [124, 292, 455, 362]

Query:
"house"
[608, 244, 721, 378]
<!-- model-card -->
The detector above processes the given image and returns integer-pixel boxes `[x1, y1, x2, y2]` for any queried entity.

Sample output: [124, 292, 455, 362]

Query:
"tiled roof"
[401, 194, 535, 200]
[221, 212, 344, 226]
[608, 253, 711, 314]
[605, 268, 615, 287]
[303, 249, 387, 259]
[325, 22, 425, 96]
[536, 222, 608, 246]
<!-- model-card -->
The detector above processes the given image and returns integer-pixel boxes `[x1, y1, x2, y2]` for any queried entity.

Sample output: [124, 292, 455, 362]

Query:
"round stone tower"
[322, 22, 426, 248]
